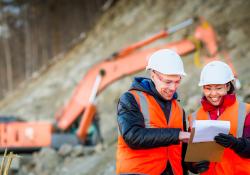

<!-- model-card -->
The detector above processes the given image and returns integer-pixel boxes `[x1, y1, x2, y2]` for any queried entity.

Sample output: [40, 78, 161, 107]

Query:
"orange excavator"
[0, 17, 238, 152]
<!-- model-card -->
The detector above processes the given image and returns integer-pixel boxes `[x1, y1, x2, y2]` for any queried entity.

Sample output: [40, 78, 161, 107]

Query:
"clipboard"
[185, 128, 225, 162]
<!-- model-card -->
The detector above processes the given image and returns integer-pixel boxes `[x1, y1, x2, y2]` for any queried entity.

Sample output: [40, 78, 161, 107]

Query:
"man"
[116, 49, 190, 175]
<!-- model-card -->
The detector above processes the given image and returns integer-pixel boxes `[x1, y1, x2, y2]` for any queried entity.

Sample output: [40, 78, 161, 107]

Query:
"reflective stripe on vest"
[136, 91, 150, 128]
[237, 102, 246, 138]
[116, 90, 184, 175]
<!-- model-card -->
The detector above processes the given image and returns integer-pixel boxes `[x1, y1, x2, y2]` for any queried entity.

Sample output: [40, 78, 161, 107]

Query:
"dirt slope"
[0, 0, 250, 174]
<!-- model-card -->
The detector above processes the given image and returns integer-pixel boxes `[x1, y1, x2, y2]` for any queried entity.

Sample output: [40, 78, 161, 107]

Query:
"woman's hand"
[214, 133, 238, 148]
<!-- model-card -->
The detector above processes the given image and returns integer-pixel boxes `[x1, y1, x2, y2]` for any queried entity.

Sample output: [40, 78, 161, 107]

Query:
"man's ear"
[150, 72, 154, 79]
[150, 71, 155, 82]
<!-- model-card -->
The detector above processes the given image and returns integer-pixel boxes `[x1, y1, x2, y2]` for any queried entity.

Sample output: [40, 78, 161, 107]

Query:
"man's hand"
[214, 133, 238, 148]
[179, 131, 190, 143]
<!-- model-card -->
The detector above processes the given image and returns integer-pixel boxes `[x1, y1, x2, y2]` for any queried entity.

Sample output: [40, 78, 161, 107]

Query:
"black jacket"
[238, 137, 250, 157]
[117, 77, 188, 175]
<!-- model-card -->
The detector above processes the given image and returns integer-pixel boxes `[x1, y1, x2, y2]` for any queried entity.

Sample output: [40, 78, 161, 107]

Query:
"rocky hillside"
[0, 0, 250, 174]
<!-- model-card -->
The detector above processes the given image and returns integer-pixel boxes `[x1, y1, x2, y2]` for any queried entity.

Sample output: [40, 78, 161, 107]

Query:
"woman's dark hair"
[227, 81, 235, 94]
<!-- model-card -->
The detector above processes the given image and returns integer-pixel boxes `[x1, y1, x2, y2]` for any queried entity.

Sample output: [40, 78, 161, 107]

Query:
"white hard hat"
[199, 60, 234, 86]
[146, 49, 186, 76]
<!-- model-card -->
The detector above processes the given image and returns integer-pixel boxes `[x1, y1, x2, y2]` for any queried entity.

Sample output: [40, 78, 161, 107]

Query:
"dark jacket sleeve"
[117, 91, 181, 149]
[234, 138, 250, 158]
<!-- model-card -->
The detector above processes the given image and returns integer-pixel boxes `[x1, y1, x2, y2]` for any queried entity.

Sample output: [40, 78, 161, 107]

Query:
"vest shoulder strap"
[129, 90, 151, 127]
[237, 101, 248, 138]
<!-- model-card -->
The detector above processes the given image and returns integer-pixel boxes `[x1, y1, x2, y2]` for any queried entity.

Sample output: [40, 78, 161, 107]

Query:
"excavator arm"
[56, 39, 197, 130]
[55, 18, 197, 131]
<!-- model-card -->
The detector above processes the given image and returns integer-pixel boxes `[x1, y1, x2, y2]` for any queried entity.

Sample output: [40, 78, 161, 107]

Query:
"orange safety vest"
[116, 90, 184, 175]
[189, 100, 250, 175]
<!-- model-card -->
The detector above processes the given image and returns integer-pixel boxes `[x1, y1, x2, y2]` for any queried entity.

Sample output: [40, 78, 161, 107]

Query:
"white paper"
[192, 120, 230, 143]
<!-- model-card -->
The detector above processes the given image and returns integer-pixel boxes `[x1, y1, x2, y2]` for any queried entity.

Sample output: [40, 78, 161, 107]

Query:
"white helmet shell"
[199, 60, 234, 86]
[146, 49, 186, 76]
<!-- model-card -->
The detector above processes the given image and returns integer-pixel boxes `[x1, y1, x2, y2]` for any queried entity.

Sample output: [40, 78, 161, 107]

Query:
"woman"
[188, 60, 250, 174]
